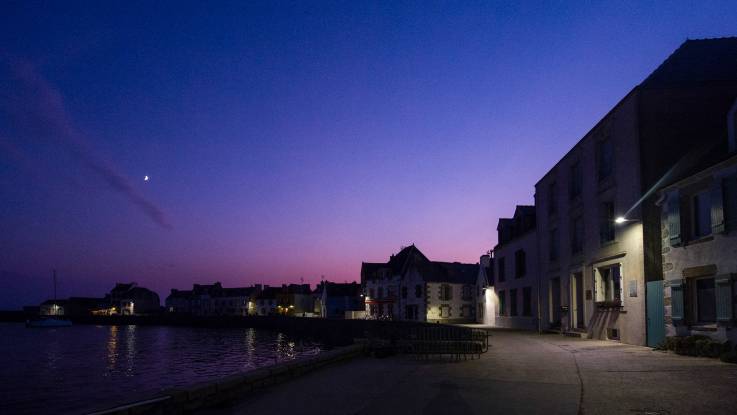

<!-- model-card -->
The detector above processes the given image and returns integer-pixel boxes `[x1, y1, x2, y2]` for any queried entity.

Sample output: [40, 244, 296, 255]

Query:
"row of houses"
[164, 281, 364, 318]
[39, 280, 365, 319]
[478, 37, 737, 346]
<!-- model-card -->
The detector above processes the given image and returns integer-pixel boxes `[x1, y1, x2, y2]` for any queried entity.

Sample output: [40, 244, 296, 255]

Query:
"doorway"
[550, 277, 561, 327]
[571, 272, 585, 329]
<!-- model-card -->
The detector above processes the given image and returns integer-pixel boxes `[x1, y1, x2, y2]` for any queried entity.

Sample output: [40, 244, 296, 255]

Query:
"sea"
[0, 322, 322, 414]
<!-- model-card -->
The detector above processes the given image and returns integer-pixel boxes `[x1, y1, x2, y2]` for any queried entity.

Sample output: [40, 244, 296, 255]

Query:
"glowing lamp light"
[615, 217, 627, 224]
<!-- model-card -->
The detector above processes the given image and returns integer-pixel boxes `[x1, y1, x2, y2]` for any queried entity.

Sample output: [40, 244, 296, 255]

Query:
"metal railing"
[366, 324, 489, 359]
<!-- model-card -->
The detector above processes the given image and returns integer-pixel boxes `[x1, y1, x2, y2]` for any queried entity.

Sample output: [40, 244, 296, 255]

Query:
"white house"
[361, 245, 479, 323]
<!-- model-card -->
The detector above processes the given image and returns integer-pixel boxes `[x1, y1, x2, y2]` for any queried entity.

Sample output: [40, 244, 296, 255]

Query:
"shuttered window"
[725, 174, 737, 231]
[716, 275, 733, 322]
[670, 279, 685, 322]
[711, 178, 725, 234]
[667, 190, 682, 246]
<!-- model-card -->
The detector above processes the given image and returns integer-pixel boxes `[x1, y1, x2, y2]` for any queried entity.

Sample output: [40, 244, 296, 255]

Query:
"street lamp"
[615, 217, 627, 224]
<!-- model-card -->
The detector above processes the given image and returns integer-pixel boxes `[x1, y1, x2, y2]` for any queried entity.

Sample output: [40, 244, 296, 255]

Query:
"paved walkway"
[203, 331, 737, 415]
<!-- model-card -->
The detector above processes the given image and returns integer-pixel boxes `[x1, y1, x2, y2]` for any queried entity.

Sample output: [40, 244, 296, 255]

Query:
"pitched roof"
[414, 261, 478, 285]
[642, 37, 737, 88]
[111, 283, 136, 294]
[324, 282, 361, 297]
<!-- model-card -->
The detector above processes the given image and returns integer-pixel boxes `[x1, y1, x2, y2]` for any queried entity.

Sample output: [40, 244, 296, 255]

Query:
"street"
[204, 330, 737, 415]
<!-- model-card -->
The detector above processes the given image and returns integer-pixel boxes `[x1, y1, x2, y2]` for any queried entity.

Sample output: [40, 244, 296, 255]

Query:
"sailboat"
[26, 270, 72, 328]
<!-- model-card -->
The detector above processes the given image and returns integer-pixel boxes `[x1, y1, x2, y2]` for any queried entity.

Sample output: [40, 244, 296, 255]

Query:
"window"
[369, 288, 375, 299]
[439, 284, 452, 301]
[377, 287, 384, 299]
[549, 228, 559, 262]
[439, 304, 451, 318]
[571, 215, 584, 255]
[510, 289, 518, 316]
[462, 285, 473, 301]
[692, 191, 712, 238]
[405, 305, 418, 320]
[570, 161, 582, 200]
[600, 201, 615, 244]
[597, 138, 614, 181]
[498, 257, 506, 282]
[498, 290, 506, 316]
[548, 182, 558, 215]
[514, 249, 526, 278]
[461, 304, 472, 318]
[692, 277, 716, 324]
[401, 286, 407, 299]
[523, 287, 532, 316]
[595, 264, 622, 305]
[415, 284, 422, 298]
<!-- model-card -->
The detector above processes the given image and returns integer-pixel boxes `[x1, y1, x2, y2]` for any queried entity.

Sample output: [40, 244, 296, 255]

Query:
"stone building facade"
[660, 153, 737, 343]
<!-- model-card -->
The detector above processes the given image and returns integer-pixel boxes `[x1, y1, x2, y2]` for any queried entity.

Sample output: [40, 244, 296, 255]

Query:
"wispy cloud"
[2, 58, 172, 229]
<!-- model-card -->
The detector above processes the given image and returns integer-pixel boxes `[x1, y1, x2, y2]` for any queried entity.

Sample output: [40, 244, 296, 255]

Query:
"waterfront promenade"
[204, 330, 737, 415]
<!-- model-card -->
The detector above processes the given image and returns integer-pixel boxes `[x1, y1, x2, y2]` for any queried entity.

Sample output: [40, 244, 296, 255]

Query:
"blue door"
[646, 280, 665, 347]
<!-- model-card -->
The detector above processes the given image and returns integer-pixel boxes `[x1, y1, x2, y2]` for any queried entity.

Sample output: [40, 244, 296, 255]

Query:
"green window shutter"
[667, 190, 682, 246]
[725, 174, 737, 231]
[711, 178, 726, 234]
[670, 279, 685, 322]
[716, 275, 733, 322]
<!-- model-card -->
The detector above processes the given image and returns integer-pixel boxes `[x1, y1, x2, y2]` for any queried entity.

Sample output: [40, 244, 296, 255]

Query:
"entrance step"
[563, 331, 588, 338]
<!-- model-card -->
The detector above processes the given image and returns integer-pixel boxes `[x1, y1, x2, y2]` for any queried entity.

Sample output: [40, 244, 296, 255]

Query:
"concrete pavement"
[202, 331, 737, 415]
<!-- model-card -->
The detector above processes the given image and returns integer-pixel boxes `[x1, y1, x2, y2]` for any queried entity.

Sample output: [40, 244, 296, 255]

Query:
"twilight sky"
[1, 1, 736, 309]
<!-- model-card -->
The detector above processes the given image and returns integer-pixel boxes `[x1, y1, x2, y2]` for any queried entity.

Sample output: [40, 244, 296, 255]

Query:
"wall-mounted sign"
[628, 280, 637, 297]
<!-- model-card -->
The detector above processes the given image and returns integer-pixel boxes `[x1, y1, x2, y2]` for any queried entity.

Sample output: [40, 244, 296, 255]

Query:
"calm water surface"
[0, 323, 321, 414]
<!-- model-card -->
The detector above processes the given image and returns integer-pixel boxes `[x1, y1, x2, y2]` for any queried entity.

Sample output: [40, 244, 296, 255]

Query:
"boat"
[26, 269, 72, 328]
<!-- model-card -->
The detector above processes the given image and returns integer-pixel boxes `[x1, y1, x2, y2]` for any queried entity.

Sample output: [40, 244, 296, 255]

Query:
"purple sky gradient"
[1, 1, 736, 309]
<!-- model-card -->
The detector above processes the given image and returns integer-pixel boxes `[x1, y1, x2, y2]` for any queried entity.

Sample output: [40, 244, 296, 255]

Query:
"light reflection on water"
[0, 323, 321, 415]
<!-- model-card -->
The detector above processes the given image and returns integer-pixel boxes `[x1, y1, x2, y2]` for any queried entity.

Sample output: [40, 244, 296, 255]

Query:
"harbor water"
[0, 322, 322, 414]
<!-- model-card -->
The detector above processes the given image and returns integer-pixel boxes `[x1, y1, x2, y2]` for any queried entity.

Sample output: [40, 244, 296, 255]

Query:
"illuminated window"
[595, 264, 622, 305]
